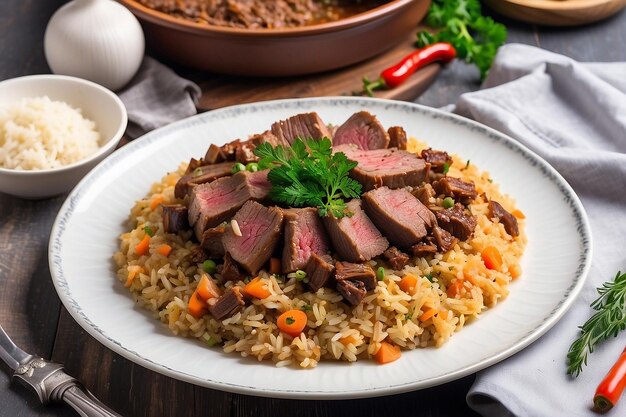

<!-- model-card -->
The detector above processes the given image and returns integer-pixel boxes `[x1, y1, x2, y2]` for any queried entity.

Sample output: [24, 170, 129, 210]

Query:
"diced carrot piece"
[125, 265, 144, 287]
[399, 274, 418, 295]
[509, 263, 522, 279]
[196, 273, 222, 300]
[339, 335, 357, 346]
[134, 235, 151, 256]
[187, 291, 207, 318]
[156, 244, 172, 257]
[277, 309, 308, 337]
[243, 277, 272, 299]
[150, 194, 165, 210]
[418, 307, 437, 322]
[482, 246, 503, 271]
[446, 279, 465, 298]
[269, 258, 282, 275]
[374, 341, 401, 364]
[512, 209, 525, 219]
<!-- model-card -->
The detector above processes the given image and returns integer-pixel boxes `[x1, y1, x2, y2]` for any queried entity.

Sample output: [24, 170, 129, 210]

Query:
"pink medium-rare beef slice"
[271, 112, 332, 145]
[222, 200, 284, 275]
[174, 161, 236, 199]
[332, 111, 390, 150]
[336, 145, 430, 191]
[281, 207, 331, 273]
[362, 186, 435, 250]
[187, 170, 271, 240]
[322, 199, 388, 263]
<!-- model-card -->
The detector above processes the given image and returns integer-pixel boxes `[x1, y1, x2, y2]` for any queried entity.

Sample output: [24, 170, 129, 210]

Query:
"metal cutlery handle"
[62, 384, 121, 417]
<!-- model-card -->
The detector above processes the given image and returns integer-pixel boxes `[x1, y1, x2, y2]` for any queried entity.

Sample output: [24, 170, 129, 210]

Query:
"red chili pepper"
[594, 346, 626, 412]
[363, 42, 456, 96]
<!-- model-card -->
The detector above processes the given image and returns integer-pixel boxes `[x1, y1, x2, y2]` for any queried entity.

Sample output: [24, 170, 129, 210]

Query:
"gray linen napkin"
[118, 56, 201, 139]
[454, 44, 626, 417]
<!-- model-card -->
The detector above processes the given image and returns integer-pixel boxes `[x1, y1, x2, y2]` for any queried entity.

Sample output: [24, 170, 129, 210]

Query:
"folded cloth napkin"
[118, 56, 201, 139]
[454, 44, 626, 417]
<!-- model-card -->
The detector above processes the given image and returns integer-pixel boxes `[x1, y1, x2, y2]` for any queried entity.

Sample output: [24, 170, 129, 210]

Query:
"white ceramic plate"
[49, 97, 592, 399]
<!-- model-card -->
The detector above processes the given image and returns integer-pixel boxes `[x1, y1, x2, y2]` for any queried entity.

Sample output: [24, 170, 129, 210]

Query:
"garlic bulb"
[44, 0, 145, 91]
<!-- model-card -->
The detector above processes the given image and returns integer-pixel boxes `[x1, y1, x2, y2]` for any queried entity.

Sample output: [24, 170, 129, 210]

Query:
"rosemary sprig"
[567, 271, 626, 377]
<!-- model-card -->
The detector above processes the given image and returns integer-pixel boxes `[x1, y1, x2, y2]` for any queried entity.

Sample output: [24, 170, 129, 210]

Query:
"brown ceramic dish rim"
[119, 0, 417, 37]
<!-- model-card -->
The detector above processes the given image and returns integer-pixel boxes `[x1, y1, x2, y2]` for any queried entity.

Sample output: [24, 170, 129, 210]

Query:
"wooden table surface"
[1, 2, 625, 416]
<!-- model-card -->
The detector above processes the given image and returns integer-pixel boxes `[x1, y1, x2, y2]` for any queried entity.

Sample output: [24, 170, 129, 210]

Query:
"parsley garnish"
[143, 225, 154, 237]
[286, 317, 296, 325]
[254, 138, 362, 218]
[567, 271, 626, 377]
[300, 304, 312, 311]
[417, 0, 507, 80]
[425, 273, 435, 283]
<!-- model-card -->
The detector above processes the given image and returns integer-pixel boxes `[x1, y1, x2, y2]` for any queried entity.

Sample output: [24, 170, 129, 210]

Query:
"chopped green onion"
[286, 317, 295, 325]
[295, 270, 307, 281]
[243, 276, 251, 284]
[202, 259, 217, 274]
[143, 225, 155, 237]
[442, 162, 450, 174]
[488, 178, 493, 183]
[442, 197, 455, 208]
[205, 336, 219, 347]
[376, 266, 385, 281]
[449, 266, 455, 271]
[231, 163, 246, 174]
[464, 160, 470, 170]
[193, 167, 203, 177]
[425, 273, 434, 282]
[405, 312, 413, 320]
[301, 304, 312, 311]
[246, 162, 259, 172]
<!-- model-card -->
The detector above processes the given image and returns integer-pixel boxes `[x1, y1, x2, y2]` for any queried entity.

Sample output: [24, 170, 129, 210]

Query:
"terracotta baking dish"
[118, 0, 431, 76]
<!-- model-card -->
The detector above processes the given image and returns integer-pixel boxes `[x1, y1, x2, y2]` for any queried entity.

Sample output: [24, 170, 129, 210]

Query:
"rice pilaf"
[113, 139, 526, 368]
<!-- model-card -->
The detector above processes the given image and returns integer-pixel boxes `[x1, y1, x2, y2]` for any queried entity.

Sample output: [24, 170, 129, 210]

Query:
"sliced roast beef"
[184, 157, 204, 174]
[304, 253, 335, 292]
[235, 141, 258, 164]
[271, 112, 331, 145]
[188, 170, 271, 240]
[410, 242, 438, 257]
[162, 204, 189, 234]
[433, 177, 477, 202]
[413, 183, 436, 206]
[336, 279, 366, 306]
[208, 287, 245, 321]
[421, 148, 453, 173]
[337, 145, 430, 191]
[174, 161, 236, 199]
[432, 225, 458, 252]
[221, 252, 245, 282]
[200, 226, 226, 258]
[435, 203, 477, 241]
[488, 200, 519, 237]
[387, 126, 407, 150]
[281, 208, 330, 273]
[332, 111, 389, 150]
[334, 261, 377, 291]
[322, 199, 388, 263]
[205, 139, 241, 164]
[222, 200, 284, 275]
[383, 246, 410, 270]
[362, 187, 436, 250]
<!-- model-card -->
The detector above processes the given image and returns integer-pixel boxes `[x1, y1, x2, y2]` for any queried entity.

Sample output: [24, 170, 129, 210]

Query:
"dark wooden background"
[1, 1, 625, 416]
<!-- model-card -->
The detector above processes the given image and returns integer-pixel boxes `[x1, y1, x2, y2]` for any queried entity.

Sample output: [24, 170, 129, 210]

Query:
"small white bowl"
[0, 74, 127, 199]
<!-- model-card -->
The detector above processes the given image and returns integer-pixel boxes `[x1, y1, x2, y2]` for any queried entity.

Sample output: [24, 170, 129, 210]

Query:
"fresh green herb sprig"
[253, 137, 362, 218]
[567, 271, 626, 377]
[416, 0, 507, 80]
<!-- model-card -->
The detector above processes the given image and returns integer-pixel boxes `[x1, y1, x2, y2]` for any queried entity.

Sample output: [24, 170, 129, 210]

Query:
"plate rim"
[48, 96, 592, 399]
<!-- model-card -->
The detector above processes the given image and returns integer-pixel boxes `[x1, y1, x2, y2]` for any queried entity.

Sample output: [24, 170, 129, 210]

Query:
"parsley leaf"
[416, 0, 507, 80]
[254, 137, 362, 218]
